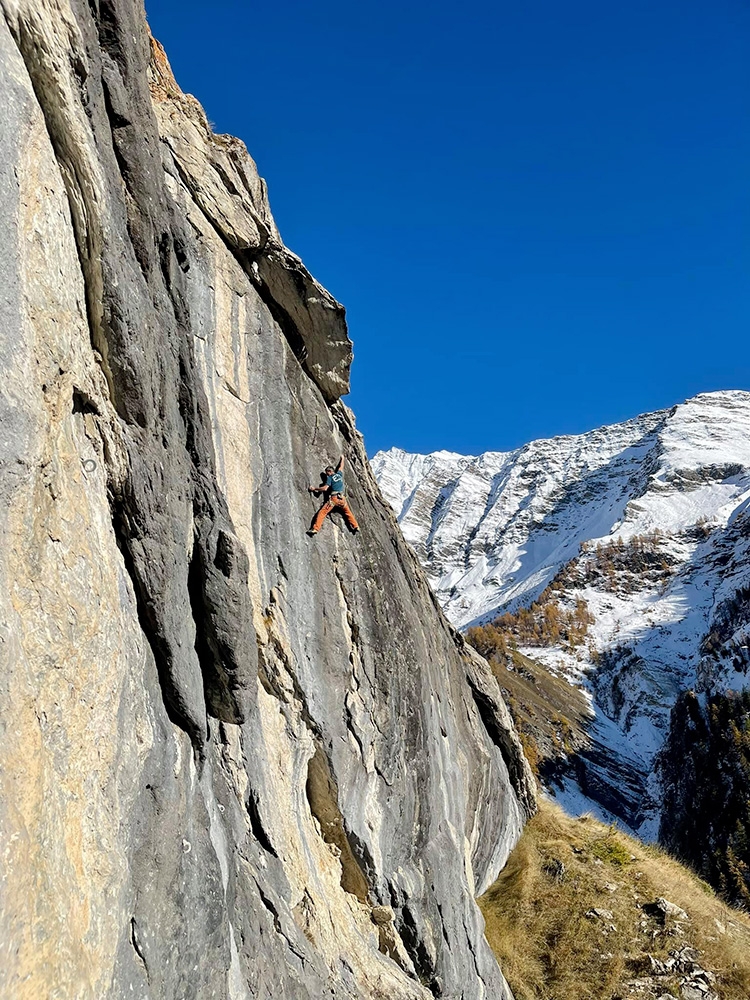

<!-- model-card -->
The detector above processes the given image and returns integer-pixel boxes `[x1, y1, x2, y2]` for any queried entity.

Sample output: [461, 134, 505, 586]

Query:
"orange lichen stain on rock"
[147, 34, 182, 100]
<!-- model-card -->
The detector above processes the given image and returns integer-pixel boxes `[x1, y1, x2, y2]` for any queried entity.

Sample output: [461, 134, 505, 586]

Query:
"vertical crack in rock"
[260, 591, 326, 740]
[107, 490, 206, 745]
[129, 917, 149, 984]
[188, 518, 257, 726]
[305, 744, 370, 903]
[244, 788, 278, 858]
[371, 905, 417, 978]
[5, 0, 258, 748]
[250, 877, 311, 969]
[398, 904, 440, 996]
[4, 6, 113, 395]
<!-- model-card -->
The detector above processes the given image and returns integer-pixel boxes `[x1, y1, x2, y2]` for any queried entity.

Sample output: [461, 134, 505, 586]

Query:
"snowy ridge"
[372, 392, 750, 628]
[373, 391, 750, 835]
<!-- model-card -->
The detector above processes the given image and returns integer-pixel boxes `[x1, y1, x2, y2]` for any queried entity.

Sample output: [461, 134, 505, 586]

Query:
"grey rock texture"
[0, 2, 534, 998]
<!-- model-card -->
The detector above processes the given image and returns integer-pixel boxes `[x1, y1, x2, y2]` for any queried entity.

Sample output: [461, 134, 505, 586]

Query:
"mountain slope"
[480, 798, 750, 1000]
[373, 392, 750, 854]
[373, 392, 750, 631]
[0, 4, 533, 998]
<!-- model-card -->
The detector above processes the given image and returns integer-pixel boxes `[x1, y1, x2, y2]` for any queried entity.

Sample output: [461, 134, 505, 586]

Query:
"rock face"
[373, 394, 750, 848]
[0, 3, 534, 998]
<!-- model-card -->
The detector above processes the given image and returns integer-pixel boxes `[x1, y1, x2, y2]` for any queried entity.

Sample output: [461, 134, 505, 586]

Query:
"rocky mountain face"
[373, 393, 750, 891]
[0, 2, 534, 997]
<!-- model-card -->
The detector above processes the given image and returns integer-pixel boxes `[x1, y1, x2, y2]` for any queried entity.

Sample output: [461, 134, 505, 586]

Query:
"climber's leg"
[336, 496, 359, 532]
[310, 499, 334, 533]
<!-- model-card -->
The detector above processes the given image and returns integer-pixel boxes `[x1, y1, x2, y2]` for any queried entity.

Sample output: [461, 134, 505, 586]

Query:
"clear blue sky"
[146, 0, 749, 456]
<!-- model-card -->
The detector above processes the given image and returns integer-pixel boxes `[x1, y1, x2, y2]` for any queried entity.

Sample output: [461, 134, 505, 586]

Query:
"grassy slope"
[490, 649, 592, 776]
[480, 799, 750, 1000]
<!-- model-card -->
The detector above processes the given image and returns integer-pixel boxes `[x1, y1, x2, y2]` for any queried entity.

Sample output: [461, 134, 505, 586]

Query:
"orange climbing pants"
[311, 494, 359, 533]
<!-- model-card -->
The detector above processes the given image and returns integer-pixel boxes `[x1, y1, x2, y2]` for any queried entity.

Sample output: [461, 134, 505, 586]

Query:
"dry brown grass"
[479, 799, 750, 1000]
[491, 650, 592, 775]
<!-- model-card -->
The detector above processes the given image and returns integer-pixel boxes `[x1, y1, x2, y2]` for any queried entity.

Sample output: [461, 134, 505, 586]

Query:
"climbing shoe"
[306, 529, 318, 537]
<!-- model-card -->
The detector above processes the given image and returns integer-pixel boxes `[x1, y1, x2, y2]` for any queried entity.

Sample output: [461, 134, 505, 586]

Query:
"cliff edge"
[0, 1, 534, 997]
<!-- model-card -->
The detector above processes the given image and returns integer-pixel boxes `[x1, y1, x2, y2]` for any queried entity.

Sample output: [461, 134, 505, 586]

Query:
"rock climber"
[307, 455, 359, 536]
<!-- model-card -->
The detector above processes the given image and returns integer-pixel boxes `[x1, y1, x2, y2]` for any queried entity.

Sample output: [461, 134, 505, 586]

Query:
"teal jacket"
[326, 471, 345, 494]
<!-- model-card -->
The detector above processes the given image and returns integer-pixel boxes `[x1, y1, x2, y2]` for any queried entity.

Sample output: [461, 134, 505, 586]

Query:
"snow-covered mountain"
[372, 391, 750, 630]
[373, 390, 750, 839]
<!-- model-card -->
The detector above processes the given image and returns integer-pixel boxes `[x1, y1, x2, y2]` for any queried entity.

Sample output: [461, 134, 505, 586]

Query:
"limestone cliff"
[0, 1, 534, 997]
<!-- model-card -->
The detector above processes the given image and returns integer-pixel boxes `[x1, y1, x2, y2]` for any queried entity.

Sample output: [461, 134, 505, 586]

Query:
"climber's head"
[325, 466, 335, 475]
